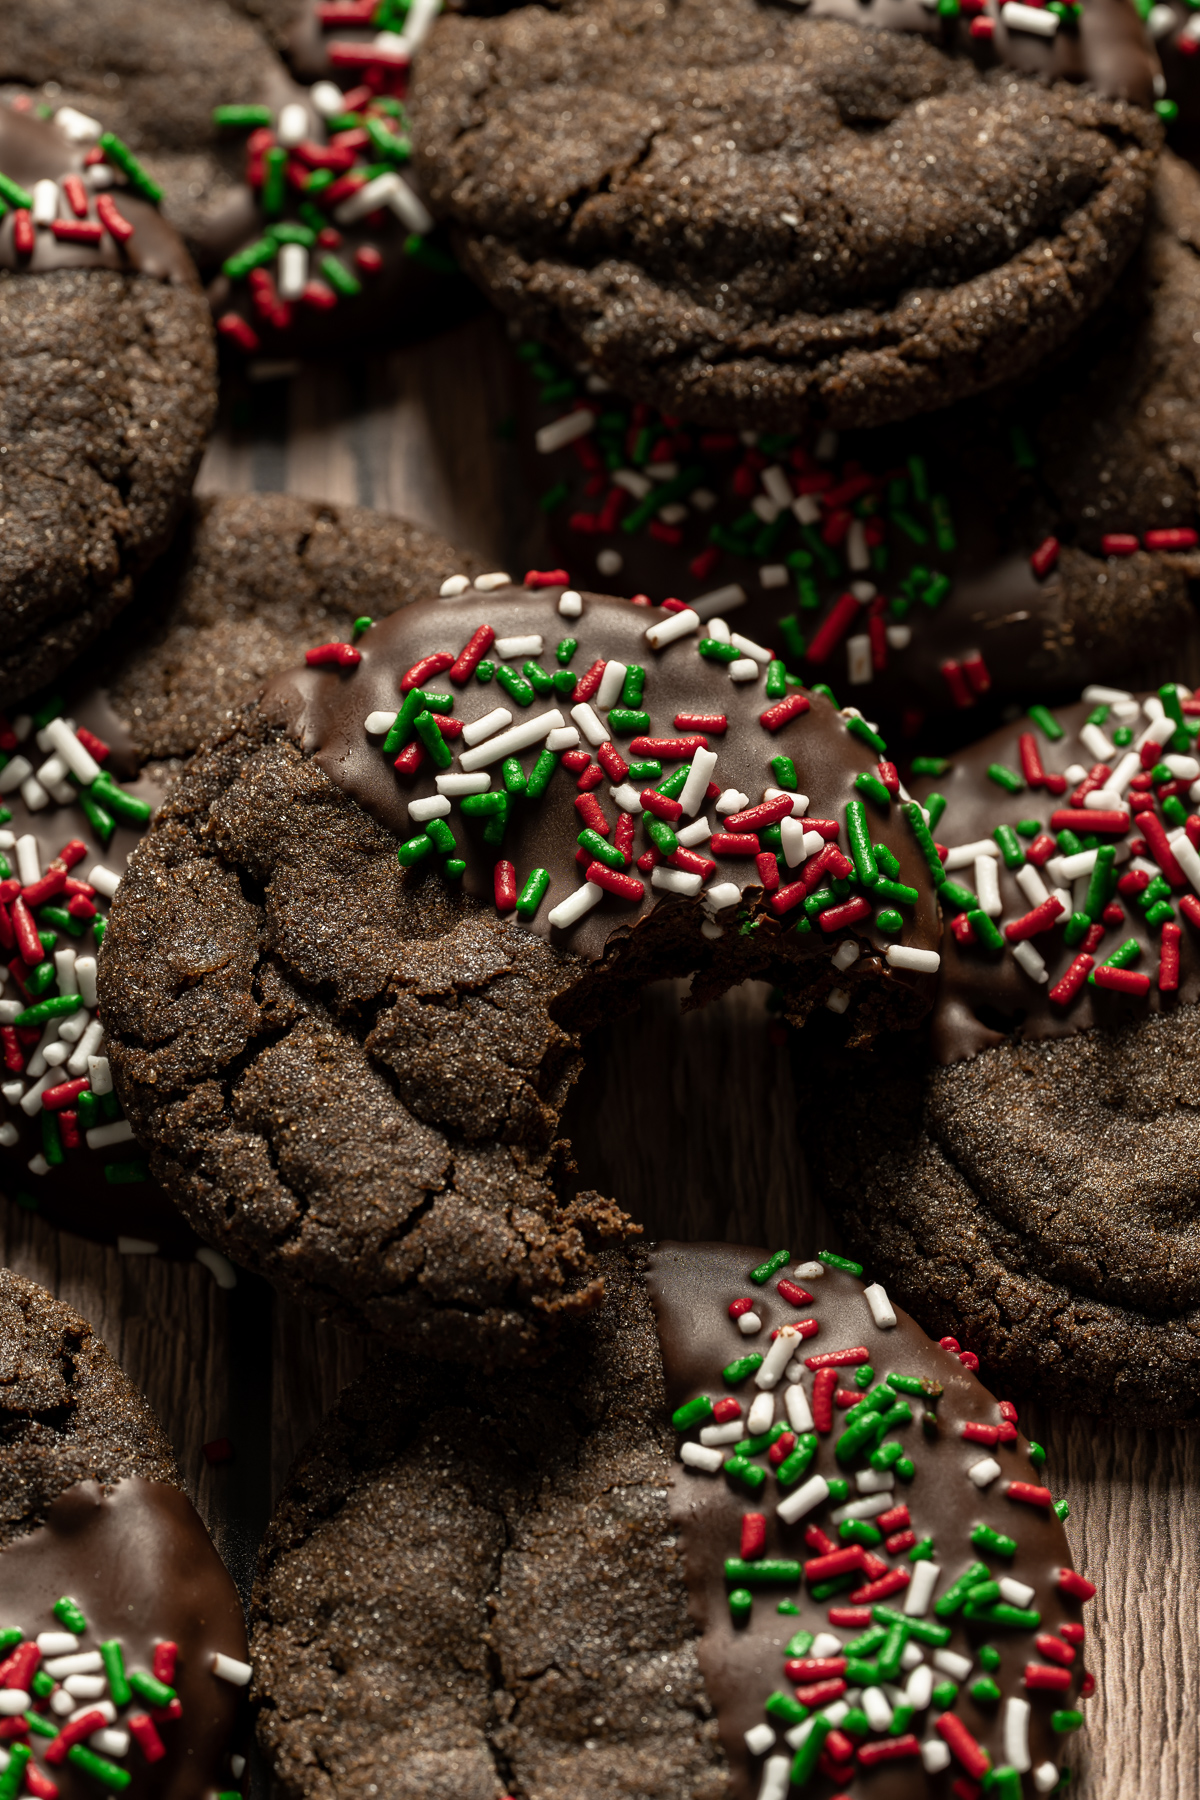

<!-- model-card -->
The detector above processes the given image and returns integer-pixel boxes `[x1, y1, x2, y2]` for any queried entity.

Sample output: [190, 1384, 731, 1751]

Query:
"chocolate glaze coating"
[519, 151, 1200, 747]
[264, 584, 940, 971]
[647, 1241, 1086, 1800]
[2, 1481, 248, 1800]
[413, 0, 1161, 431]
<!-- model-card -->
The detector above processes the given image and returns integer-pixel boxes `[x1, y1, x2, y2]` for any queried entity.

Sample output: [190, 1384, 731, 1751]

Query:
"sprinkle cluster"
[0, 1594, 249, 1799]
[672, 1251, 1095, 1797]
[314, 577, 941, 976]
[524, 343, 1198, 723]
[2, 101, 162, 253]
[0, 704, 150, 1197]
[212, 80, 442, 356]
[931, 681, 1200, 1000]
[311, 0, 442, 86]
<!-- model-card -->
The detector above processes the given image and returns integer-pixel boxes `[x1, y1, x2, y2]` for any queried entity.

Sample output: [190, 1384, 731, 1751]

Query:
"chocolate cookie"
[518, 148, 1200, 744]
[99, 579, 944, 1361]
[0, 1266, 249, 1797]
[413, 0, 1162, 432]
[1, 493, 480, 1254]
[0, 103, 216, 707]
[251, 1242, 1094, 1799]
[806, 677, 1200, 1423]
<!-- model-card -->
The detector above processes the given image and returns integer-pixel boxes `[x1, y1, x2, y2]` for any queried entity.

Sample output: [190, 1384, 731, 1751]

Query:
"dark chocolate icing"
[647, 1241, 1088, 1800]
[910, 688, 1200, 1063]
[0, 106, 196, 286]
[262, 584, 941, 974]
[0, 1477, 246, 1800]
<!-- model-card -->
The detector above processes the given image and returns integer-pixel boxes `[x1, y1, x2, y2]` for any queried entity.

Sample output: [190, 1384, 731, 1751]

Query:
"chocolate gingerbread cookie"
[0, 103, 216, 706]
[251, 1242, 1094, 1799]
[806, 678, 1200, 1423]
[518, 148, 1200, 744]
[99, 579, 944, 1360]
[0, 1266, 249, 1798]
[413, 0, 1162, 432]
[0, 493, 480, 1255]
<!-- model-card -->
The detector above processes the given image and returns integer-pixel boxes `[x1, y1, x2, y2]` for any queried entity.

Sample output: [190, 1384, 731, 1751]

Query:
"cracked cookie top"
[413, 0, 1161, 430]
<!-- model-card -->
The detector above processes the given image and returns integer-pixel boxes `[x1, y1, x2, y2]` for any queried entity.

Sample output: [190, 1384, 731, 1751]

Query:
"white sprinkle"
[1163, 754, 1200, 780]
[699, 1420, 745, 1447]
[85, 1117, 132, 1150]
[211, 1653, 253, 1687]
[439, 574, 471, 597]
[810, 1632, 843, 1660]
[922, 1739, 951, 1773]
[904, 1560, 941, 1617]
[54, 105, 103, 142]
[652, 868, 703, 897]
[31, 1634, 72, 1656]
[747, 1391, 775, 1435]
[1001, 0, 1058, 30]
[779, 816, 809, 868]
[680, 1441, 724, 1473]
[997, 1575, 1036, 1608]
[462, 707, 513, 747]
[967, 1456, 1002, 1488]
[547, 882, 604, 929]
[558, 589, 583, 618]
[856, 1467, 894, 1493]
[596, 549, 623, 577]
[91, 1728, 130, 1758]
[700, 919, 724, 940]
[364, 711, 398, 736]
[43, 1042, 70, 1069]
[1170, 831, 1200, 897]
[597, 660, 627, 710]
[610, 783, 643, 813]
[737, 1311, 763, 1336]
[644, 607, 701, 650]
[612, 469, 651, 500]
[702, 881, 741, 914]
[459, 711, 563, 771]
[117, 1237, 160, 1256]
[20, 1072, 57, 1117]
[0, 1123, 17, 1148]
[1136, 712, 1176, 752]
[474, 571, 512, 593]
[536, 409, 595, 454]
[760, 564, 789, 590]
[690, 584, 747, 621]
[829, 1492, 894, 1526]
[887, 624, 912, 650]
[784, 1382, 813, 1433]
[862, 1687, 892, 1732]
[44, 1651, 102, 1679]
[54, 950, 78, 997]
[15, 834, 40, 886]
[731, 632, 771, 665]
[0, 756, 31, 794]
[885, 945, 940, 974]
[757, 1753, 792, 1800]
[825, 988, 850, 1015]
[494, 635, 543, 660]
[745, 1722, 776, 1759]
[1012, 941, 1048, 984]
[276, 101, 309, 147]
[846, 518, 870, 570]
[571, 702, 609, 747]
[1015, 863, 1050, 909]
[728, 657, 760, 682]
[905, 1664, 933, 1709]
[1079, 722, 1116, 764]
[43, 717, 102, 786]
[680, 747, 718, 817]
[676, 818, 711, 848]
[196, 1247, 238, 1289]
[32, 178, 60, 226]
[761, 464, 793, 509]
[1050, 848, 1097, 883]
[846, 635, 873, 686]
[943, 839, 999, 872]
[715, 789, 750, 815]
[63, 1674, 106, 1700]
[1083, 788, 1125, 814]
[436, 772, 491, 796]
[27, 1152, 50, 1176]
[408, 796, 451, 822]
[277, 241, 309, 299]
[975, 855, 1002, 917]
[1082, 684, 1132, 705]
[1003, 1695, 1032, 1772]
[0, 1692, 29, 1717]
[863, 1282, 896, 1328]
[1033, 1763, 1060, 1794]
[776, 1473, 830, 1525]
[86, 1054, 113, 1098]
[544, 727, 579, 754]
[831, 941, 859, 972]
[310, 80, 346, 117]
[933, 1648, 974, 1682]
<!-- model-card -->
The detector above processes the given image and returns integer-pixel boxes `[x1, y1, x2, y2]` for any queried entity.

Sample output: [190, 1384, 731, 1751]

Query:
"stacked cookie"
[7, 0, 1200, 1793]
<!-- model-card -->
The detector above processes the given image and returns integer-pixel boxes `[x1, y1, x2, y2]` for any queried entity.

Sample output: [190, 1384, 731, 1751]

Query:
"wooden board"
[5, 317, 1196, 1797]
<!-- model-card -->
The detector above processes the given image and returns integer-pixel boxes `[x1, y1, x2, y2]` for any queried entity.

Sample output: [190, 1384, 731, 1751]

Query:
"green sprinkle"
[785, 1629, 815, 1658]
[26, 960, 58, 999]
[876, 907, 903, 934]
[723, 1354, 764, 1385]
[855, 772, 891, 808]
[971, 1676, 1002, 1705]
[14, 995, 82, 1028]
[854, 1364, 875, 1389]
[351, 615, 373, 638]
[845, 799, 878, 887]
[443, 858, 467, 879]
[461, 792, 507, 819]
[1028, 1441, 1046, 1468]
[729, 1587, 753, 1625]
[765, 1691, 809, 1727]
[525, 751, 558, 800]
[826, 1478, 850, 1503]
[723, 1558, 801, 1585]
[628, 758, 661, 781]
[1027, 704, 1064, 741]
[932, 1679, 959, 1710]
[0, 1747, 32, 1800]
[89, 774, 151, 826]
[895, 1455, 915, 1481]
[99, 1640, 131, 1708]
[671, 1394, 714, 1432]
[840, 1517, 883, 1548]
[1084, 845, 1117, 921]
[987, 762, 1025, 795]
[911, 756, 950, 777]
[979, 1644, 1002, 1671]
[213, 103, 273, 128]
[750, 1248, 790, 1285]
[1052, 1709, 1084, 1733]
[425, 818, 456, 855]
[30, 1670, 53, 1698]
[646, 817, 679, 857]
[0, 170, 34, 210]
[935, 1561, 991, 1618]
[903, 802, 944, 885]
[937, 877, 977, 915]
[1054, 1498, 1070, 1522]
[845, 714, 887, 757]
[523, 661, 555, 698]
[817, 1249, 863, 1276]
[105, 1159, 149, 1184]
[777, 1600, 800, 1615]
[128, 1670, 176, 1709]
[964, 910, 1003, 951]
[699, 637, 741, 665]
[726, 1455, 768, 1493]
[993, 823, 1026, 870]
[555, 637, 578, 665]
[516, 868, 550, 921]
[396, 834, 433, 868]
[413, 711, 452, 769]
[789, 1714, 831, 1788]
[1156, 97, 1180, 122]
[607, 708, 650, 734]
[475, 660, 495, 683]
[766, 661, 788, 701]
[771, 755, 798, 790]
[925, 792, 947, 831]
[909, 1536, 935, 1561]
[578, 828, 624, 870]
[67, 1745, 131, 1790]
[500, 756, 527, 795]
[931, 494, 956, 552]
[26, 1713, 58, 1740]
[972, 1524, 1017, 1558]
[619, 664, 645, 707]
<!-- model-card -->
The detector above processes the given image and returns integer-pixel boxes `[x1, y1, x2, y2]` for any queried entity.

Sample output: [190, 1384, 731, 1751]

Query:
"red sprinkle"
[767, 1432, 797, 1466]
[628, 736, 707, 760]
[51, 218, 103, 244]
[524, 568, 570, 587]
[741, 1513, 766, 1560]
[1035, 1633, 1076, 1667]
[12, 210, 34, 257]
[818, 895, 871, 932]
[858, 1736, 922, 1767]
[1144, 527, 1199, 550]
[574, 794, 610, 835]
[1024, 1663, 1072, 1692]
[128, 1714, 167, 1763]
[886, 1528, 917, 1555]
[936, 1713, 990, 1780]
[1007, 1480, 1053, 1508]
[876, 761, 900, 797]
[596, 741, 629, 782]
[1159, 922, 1182, 991]
[1056, 1568, 1096, 1602]
[1060, 1622, 1085, 1644]
[728, 1297, 755, 1319]
[777, 1279, 813, 1307]
[711, 833, 760, 856]
[727, 796, 794, 832]
[1092, 966, 1151, 996]
[787, 1656, 847, 1680]
[811, 1368, 839, 1432]
[759, 694, 812, 733]
[756, 851, 780, 891]
[10, 897, 43, 968]
[642, 788, 683, 823]
[305, 642, 361, 668]
[1050, 808, 1129, 834]
[449, 625, 495, 685]
[674, 712, 728, 734]
[767, 880, 806, 918]
[712, 1397, 741, 1423]
[876, 1504, 911, 1533]
[572, 659, 607, 703]
[1004, 896, 1064, 942]
[614, 813, 635, 865]
[806, 1346, 869, 1370]
[44, 1710, 109, 1765]
[960, 1421, 1000, 1445]
[41, 1078, 89, 1112]
[95, 193, 135, 242]
[828, 1605, 872, 1628]
[0, 1641, 39, 1689]
[1030, 536, 1060, 578]
[805, 593, 861, 664]
[804, 1547, 867, 1583]
[401, 651, 454, 691]
[794, 1676, 847, 1708]
[849, 1568, 910, 1605]
[21, 868, 67, 908]
[494, 861, 517, 912]
[586, 862, 645, 902]
[1101, 533, 1139, 556]
[1181, 893, 1200, 931]
[1135, 812, 1187, 887]
[940, 660, 974, 710]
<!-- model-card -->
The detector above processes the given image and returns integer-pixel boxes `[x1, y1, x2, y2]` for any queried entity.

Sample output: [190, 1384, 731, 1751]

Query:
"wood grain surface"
[4, 319, 1195, 1797]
